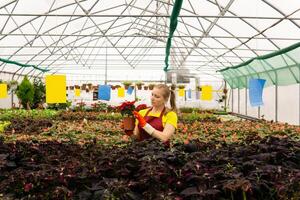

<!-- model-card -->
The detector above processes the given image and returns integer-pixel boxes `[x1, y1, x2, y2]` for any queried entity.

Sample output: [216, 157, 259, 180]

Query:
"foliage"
[122, 81, 132, 87]
[0, 136, 299, 199]
[97, 113, 122, 121]
[116, 101, 136, 117]
[32, 79, 45, 109]
[177, 84, 185, 89]
[47, 101, 72, 110]
[179, 107, 200, 113]
[0, 121, 11, 133]
[74, 101, 86, 111]
[6, 118, 53, 134]
[148, 83, 155, 89]
[16, 76, 35, 109]
[135, 81, 144, 86]
[179, 112, 219, 123]
[91, 102, 110, 112]
[0, 110, 300, 199]
[0, 109, 58, 121]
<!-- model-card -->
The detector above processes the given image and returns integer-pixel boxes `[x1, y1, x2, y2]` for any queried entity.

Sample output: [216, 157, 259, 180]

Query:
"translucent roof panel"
[0, 0, 299, 83]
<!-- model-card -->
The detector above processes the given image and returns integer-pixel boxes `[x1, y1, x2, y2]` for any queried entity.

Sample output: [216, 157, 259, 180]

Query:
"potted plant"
[93, 85, 98, 91]
[144, 85, 148, 90]
[135, 81, 144, 90]
[122, 81, 132, 90]
[223, 88, 228, 94]
[177, 85, 185, 89]
[87, 83, 93, 90]
[196, 86, 202, 91]
[148, 83, 155, 90]
[117, 101, 136, 132]
[81, 84, 87, 90]
[170, 84, 176, 90]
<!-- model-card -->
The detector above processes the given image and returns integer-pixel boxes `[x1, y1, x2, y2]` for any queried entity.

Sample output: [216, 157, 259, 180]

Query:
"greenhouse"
[0, 0, 299, 199]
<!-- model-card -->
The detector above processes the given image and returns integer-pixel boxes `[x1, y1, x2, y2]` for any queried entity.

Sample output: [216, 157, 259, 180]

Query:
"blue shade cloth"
[127, 86, 134, 95]
[249, 79, 266, 107]
[98, 85, 111, 101]
[188, 89, 192, 99]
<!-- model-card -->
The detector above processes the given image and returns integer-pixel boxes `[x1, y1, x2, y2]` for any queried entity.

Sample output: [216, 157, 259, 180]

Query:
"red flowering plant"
[135, 104, 148, 112]
[117, 101, 136, 117]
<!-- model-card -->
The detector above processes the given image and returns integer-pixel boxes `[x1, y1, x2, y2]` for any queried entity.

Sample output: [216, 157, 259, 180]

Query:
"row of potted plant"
[66, 83, 189, 91]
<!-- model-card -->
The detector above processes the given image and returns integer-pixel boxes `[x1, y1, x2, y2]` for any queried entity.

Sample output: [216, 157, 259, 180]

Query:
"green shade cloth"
[0, 58, 49, 72]
[164, 0, 183, 72]
[218, 42, 300, 89]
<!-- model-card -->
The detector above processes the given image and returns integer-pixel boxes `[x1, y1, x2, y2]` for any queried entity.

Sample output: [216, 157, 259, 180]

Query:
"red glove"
[133, 111, 147, 127]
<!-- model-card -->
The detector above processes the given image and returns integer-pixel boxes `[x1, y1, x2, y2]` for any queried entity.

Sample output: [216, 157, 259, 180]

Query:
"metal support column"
[105, 45, 107, 85]
[134, 84, 137, 101]
[238, 88, 240, 114]
[231, 88, 234, 113]
[275, 84, 278, 122]
[245, 77, 248, 115]
[11, 90, 14, 108]
[224, 81, 227, 112]
[165, 71, 167, 84]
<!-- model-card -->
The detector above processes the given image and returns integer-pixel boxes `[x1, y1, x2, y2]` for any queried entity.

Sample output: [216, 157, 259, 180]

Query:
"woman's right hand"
[133, 111, 146, 127]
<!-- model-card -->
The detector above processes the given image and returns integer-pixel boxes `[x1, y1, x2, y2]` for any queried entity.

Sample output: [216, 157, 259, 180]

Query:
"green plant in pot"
[135, 81, 144, 90]
[170, 84, 176, 90]
[148, 83, 155, 90]
[122, 81, 132, 90]
[177, 85, 185, 89]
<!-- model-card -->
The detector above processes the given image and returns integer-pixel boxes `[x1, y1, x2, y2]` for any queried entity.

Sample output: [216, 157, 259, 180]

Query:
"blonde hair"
[154, 84, 177, 113]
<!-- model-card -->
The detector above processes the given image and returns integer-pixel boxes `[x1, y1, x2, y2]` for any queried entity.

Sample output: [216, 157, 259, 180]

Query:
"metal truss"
[0, 0, 299, 81]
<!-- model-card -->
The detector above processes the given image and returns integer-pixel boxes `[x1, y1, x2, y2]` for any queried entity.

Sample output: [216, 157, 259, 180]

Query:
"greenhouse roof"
[0, 0, 300, 83]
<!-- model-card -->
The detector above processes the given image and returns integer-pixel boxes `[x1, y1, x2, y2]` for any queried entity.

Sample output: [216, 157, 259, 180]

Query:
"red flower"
[135, 104, 148, 112]
[117, 101, 136, 116]
[24, 183, 33, 192]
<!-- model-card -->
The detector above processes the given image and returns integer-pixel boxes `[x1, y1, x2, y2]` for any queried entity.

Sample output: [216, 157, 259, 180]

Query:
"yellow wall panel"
[75, 88, 80, 97]
[118, 87, 125, 97]
[46, 75, 66, 103]
[201, 85, 213, 101]
[0, 84, 7, 98]
[178, 89, 185, 97]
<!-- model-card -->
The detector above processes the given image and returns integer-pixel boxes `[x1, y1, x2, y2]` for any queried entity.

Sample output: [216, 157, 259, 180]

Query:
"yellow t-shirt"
[136, 108, 178, 129]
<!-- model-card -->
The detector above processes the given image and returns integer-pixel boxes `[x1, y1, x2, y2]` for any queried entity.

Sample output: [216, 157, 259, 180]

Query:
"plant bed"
[0, 110, 299, 199]
[0, 136, 299, 199]
[5, 118, 53, 134]
[57, 111, 122, 121]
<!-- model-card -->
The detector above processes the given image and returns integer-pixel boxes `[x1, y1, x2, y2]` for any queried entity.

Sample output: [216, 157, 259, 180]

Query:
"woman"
[133, 84, 178, 142]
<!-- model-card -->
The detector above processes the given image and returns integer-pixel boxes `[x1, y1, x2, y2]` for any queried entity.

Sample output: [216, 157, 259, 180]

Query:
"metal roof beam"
[0, 13, 299, 20]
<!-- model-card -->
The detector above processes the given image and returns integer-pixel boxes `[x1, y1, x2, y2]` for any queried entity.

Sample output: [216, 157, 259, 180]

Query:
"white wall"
[1, 87, 225, 110]
[230, 84, 300, 125]
[0, 94, 19, 109]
